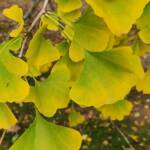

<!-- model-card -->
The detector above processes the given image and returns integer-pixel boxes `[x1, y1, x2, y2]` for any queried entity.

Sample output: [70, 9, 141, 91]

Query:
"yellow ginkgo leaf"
[26, 25, 60, 76]
[25, 62, 70, 117]
[0, 103, 17, 129]
[99, 100, 133, 121]
[69, 9, 113, 62]
[3, 5, 24, 37]
[56, 0, 82, 13]
[0, 37, 29, 102]
[136, 69, 150, 94]
[136, 2, 150, 43]
[70, 47, 144, 108]
[86, 0, 149, 35]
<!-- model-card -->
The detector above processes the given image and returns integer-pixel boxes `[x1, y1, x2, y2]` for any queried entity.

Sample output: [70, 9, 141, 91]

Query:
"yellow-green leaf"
[136, 2, 150, 43]
[99, 100, 133, 121]
[70, 47, 144, 107]
[69, 108, 85, 127]
[10, 112, 82, 150]
[86, 0, 149, 35]
[3, 5, 24, 37]
[136, 69, 150, 94]
[69, 9, 113, 61]
[0, 103, 17, 129]
[25, 62, 70, 117]
[56, 0, 82, 13]
[0, 37, 29, 102]
[26, 25, 60, 76]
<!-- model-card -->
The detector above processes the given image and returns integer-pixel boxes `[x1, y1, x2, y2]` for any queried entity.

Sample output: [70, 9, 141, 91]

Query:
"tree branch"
[19, 0, 49, 58]
[110, 120, 135, 150]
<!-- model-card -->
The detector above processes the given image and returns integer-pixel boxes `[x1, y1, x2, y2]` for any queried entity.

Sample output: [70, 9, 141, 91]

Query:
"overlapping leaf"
[136, 2, 150, 43]
[0, 103, 17, 129]
[25, 62, 70, 117]
[99, 100, 133, 121]
[3, 5, 24, 37]
[10, 113, 82, 150]
[69, 108, 85, 127]
[69, 9, 113, 61]
[86, 0, 149, 35]
[0, 37, 29, 102]
[70, 47, 144, 107]
[136, 69, 150, 94]
[26, 25, 60, 76]
[55, 0, 82, 13]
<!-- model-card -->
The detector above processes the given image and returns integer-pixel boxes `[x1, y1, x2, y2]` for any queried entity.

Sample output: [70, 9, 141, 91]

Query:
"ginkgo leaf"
[132, 39, 150, 56]
[136, 69, 150, 94]
[41, 14, 59, 31]
[56, 0, 82, 13]
[0, 37, 29, 102]
[99, 100, 133, 121]
[69, 9, 113, 61]
[25, 62, 70, 117]
[3, 5, 24, 37]
[0, 103, 17, 129]
[69, 108, 85, 127]
[26, 25, 60, 76]
[85, 0, 149, 35]
[57, 42, 83, 86]
[70, 47, 144, 107]
[59, 10, 81, 25]
[136, 3, 150, 43]
[10, 112, 82, 150]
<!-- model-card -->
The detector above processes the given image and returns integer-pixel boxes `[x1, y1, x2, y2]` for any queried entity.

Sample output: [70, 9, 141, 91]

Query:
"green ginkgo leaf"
[56, 0, 82, 13]
[0, 103, 17, 129]
[136, 69, 150, 94]
[69, 9, 113, 61]
[25, 62, 70, 117]
[69, 108, 85, 127]
[136, 2, 150, 43]
[0, 37, 29, 102]
[10, 112, 82, 150]
[3, 5, 24, 37]
[99, 100, 133, 121]
[86, 0, 149, 35]
[26, 25, 60, 76]
[70, 47, 144, 107]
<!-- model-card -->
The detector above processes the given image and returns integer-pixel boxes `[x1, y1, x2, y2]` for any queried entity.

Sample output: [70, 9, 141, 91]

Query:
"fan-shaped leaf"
[10, 112, 82, 150]
[70, 47, 144, 107]
[69, 108, 85, 127]
[0, 37, 29, 102]
[25, 62, 70, 117]
[3, 5, 24, 37]
[0, 103, 17, 129]
[86, 0, 149, 35]
[56, 0, 82, 13]
[69, 9, 113, 61]
[26, 25, 60, 76]
[99, 100, 133, 121]
[136, 69, 150, 94]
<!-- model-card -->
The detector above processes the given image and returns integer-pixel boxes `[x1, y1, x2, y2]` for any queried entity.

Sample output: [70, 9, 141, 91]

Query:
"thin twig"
[19, 0, 49, 58]
[0, 130, 6, 146]
[110, 120, 135, 150]
[24, 0, 41, 20]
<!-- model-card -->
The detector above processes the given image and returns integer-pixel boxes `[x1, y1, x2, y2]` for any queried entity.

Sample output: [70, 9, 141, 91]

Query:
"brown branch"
[19, 0, 49, 58]
[0, 130, 6, 146]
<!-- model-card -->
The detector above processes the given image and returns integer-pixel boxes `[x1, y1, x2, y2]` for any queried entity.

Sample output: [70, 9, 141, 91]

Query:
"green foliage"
[0, 1, 150, 149]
